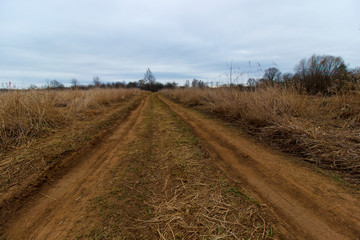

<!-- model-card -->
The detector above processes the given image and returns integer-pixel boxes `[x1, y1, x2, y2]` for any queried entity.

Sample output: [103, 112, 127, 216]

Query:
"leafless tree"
[144, 68, 156, 84]
[294, 54, 347, 93]
[71, 78, 79, 88]
[263, 67, 282, 84]
[247, 78, 257, 87]
[93, 76, 101, 87]
[48, 80, 64, 89]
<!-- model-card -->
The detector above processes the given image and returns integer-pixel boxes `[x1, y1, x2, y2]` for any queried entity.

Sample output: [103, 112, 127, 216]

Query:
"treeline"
[23, 77, 177, 92]
[128, 68, 177, 92]
[126, 80, 177, 92]
[245, 54, 359, 94]
[248, 54, 360, 94]
[2, 54, 359, 94]
[18, 68, 177, 92]
[183, 54, 360, 95]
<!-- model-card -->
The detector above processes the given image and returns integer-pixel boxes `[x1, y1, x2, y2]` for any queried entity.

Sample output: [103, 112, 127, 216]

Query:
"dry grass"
[162, 85, 360, 183]
[0, 88, 143, 194]
[76, 94, 274, 239]
[137, 95, 274, 239]
[141, 161, 272, 239]
[0, 88, 139, 151]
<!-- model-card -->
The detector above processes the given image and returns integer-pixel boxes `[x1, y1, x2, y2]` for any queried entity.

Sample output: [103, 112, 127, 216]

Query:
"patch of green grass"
[332, 174, 348, 186]
[189, 135, 199, 144]
[225, 185, 259, 205]
[240, 192, 259, 205]
[265, 226, 274, 238]
[225, 187, 241, 197]
[180, 162, 187, 169]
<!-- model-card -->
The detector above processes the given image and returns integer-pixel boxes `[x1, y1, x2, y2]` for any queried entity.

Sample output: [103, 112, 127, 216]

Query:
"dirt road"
[3, 96, 149, 239]
[159, 95, 360, 239]
[2, 94, 360, 239]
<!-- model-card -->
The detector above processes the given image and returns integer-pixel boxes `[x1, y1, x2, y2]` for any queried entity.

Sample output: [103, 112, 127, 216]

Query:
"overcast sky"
[0, 0, 359, 87]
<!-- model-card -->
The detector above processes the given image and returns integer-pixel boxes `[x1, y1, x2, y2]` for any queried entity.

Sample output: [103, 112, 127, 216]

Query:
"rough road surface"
[2, 93, 360, 239]
[3, 95, 149, 240]
[159, 95, 360, 240]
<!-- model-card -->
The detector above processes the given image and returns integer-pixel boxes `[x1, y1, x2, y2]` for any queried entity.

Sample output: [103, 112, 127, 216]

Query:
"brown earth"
[1, 93, 360, 239]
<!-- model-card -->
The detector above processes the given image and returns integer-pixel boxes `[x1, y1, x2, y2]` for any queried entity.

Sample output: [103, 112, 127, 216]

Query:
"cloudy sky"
[0, 0, 359, 87]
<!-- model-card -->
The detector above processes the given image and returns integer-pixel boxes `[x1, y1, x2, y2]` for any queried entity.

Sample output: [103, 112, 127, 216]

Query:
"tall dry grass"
[166, 86, 310, 127]
[0, 88, 139, 151]
[162, 86, 360, 182]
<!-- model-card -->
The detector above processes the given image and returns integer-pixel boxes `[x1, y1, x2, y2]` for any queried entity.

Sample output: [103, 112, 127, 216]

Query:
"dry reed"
[162, 85, 360, 182]
[0, 88, 139, 151]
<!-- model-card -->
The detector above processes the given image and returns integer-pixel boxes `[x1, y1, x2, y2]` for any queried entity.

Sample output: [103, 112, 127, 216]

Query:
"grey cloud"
[0, 0, 359, 87]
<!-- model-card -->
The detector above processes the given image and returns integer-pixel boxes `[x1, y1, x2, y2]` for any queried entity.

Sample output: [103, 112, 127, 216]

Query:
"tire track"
[159, 94, 360, 240]
[4, 95, 150, 240]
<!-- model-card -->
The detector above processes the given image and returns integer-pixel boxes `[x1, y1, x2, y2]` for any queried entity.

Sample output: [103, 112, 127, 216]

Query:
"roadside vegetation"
[0, 88, 144, 194]
[0, 88, 141, 151]
[162, 54, 360, 184]
[0, 66, 172, 208]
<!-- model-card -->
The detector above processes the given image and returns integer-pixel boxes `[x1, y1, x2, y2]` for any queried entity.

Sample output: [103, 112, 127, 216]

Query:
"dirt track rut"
[159, 95, 360, 239]
[3, 94, 360, 239]
[4, 96, 149, 239]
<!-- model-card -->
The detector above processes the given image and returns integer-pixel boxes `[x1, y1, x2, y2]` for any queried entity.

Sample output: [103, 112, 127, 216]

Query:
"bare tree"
[93, 76, 101, 87]
[185, 80, 190, 88]
[71, 78, 79, 88]
[138, 79, 145, 88]
[191, 79, 206, 89]
[48, 80, 64, 89]
[282, 72, 294, 85]
[164, 82, 177, 89]
[263, 67, 282, 84]
[144, 68, 156, 84]
[142, 68, 157, 91]
[29, 84, 38, 90]
[247, 78, 257, 87]
[191, 79, 199, 88]
[198, 80, 206, 89]
[294, 54, 347, 93]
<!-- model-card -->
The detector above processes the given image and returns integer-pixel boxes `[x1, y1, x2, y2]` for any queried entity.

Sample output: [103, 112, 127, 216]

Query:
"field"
[0, 88, 140, 151]
[1, 88, 360, 239]
[162, 86, 360, 183]
[0, 88, 143, 195]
